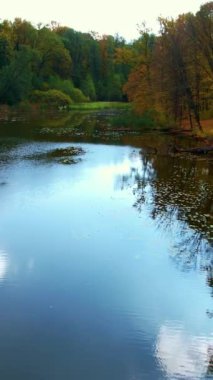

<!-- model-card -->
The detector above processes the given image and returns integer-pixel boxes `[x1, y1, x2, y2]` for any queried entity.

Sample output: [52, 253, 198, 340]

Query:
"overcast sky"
[1, 0, 204, 40]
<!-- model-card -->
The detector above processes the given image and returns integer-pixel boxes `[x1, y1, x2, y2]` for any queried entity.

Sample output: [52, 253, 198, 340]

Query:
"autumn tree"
[124, 3, 213, 130]
[123, 28, 157, 113]
[187, 3, 213, 115]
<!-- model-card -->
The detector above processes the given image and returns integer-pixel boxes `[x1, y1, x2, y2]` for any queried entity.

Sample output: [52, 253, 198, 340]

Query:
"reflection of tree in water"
[118, 150, 213, 296]
[207, 346, 213, 376]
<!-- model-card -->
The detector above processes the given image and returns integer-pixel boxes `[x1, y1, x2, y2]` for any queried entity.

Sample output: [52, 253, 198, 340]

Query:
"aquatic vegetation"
[27, 146, 85, 164]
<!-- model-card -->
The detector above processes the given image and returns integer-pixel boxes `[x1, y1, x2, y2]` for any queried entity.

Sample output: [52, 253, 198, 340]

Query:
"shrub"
[47, 76, 89, 103]
[69, 87, 89, 103]
[30, 89, 72, 108]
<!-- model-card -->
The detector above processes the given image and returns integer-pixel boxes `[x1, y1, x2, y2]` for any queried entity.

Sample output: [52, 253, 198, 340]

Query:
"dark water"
[0, 112, 212, 379]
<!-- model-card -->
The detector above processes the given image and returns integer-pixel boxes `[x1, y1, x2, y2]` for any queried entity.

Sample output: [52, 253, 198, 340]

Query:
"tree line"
[0, 2, 212, 130]
[0, 19, 131, 105]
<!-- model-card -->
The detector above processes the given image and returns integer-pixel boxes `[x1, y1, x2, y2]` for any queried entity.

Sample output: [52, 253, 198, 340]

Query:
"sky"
[1, 0, 205, 40]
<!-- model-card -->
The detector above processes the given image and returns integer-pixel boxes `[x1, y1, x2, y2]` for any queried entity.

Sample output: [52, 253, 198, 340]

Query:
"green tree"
[0, 33, 13, 68]
[0, 46, 33, 104]
[12, 18, 38, 50]
[36, 27, 72, 80]
[80, 74, 96, 100]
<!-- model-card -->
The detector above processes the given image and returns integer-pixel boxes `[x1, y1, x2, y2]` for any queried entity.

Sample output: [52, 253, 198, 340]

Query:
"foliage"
[30, 89, 72, 108]
[80, 74, 97, 100]
[47, 76, 89, 102]
[111, 109, 173, 129]
[123, 3, 213, 131]
[0, 18, 131, 106]
[68, 88, 89, 103]
[35, 27, 72, 80]
[56, 28, 130, 101]
[0, 46, 33, 104]
[0, 33, 13, 68]
[0, 3, 211, 125]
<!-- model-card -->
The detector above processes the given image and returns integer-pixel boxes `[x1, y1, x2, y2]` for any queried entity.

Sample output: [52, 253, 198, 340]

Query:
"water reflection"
[27, 257, 35, 272]
[118, 150, 213, 268]
[156, 322, 213, 379]
[0, 109, 127, 144]
[0, 249, 8, 282]
[0, 248, 35, 281]
[117, 149, 213, 336]
[0, 133, 212, 379]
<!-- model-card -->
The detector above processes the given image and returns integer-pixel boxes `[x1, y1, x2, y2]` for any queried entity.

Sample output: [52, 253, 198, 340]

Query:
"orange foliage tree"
[123, 2, 213, 131]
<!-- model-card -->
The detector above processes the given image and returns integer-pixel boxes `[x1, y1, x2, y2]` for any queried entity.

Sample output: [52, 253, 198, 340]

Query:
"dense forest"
[0, 19, 131, 105]
[0, 2, 212, 129]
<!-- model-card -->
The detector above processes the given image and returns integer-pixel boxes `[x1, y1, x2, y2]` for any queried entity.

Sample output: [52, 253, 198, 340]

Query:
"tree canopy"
[0, 18, 130, 105]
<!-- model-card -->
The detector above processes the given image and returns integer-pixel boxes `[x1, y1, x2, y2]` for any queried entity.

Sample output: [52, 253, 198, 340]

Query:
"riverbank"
[0, 103, 212, 142]
[68, 102, 131, 111]
[181, 119, 213, 138]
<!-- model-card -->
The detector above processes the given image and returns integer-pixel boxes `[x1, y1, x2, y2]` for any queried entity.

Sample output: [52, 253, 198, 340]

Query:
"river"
[0, 111, 212, 379]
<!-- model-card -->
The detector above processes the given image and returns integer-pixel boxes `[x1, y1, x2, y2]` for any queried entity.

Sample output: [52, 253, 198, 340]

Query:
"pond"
[0, 111, 212, 379]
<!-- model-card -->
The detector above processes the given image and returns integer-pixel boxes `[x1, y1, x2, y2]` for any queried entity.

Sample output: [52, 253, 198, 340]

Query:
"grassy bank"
[68, 102, 131, 111]
[0, 101, 131, 117]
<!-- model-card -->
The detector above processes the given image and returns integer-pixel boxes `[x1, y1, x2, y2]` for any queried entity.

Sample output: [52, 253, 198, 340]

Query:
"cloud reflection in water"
[156, 322, 213, 379]
[0, 249, 8, 282]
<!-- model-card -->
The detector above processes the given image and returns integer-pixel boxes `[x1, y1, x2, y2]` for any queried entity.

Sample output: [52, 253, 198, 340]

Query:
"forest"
[0, 1, 212, 130]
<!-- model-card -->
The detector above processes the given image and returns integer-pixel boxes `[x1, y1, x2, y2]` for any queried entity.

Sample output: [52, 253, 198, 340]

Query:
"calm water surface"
[0, 115, 212, 379]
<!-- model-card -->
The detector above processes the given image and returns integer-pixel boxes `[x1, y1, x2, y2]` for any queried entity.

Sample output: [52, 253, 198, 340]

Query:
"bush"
[69, 87, 89, 103]
[30, 89, 72, 108]
[47, 76, 89, 103]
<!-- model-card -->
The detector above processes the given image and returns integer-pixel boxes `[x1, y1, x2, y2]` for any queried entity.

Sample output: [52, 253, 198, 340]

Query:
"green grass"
[68, 101, 131, 111]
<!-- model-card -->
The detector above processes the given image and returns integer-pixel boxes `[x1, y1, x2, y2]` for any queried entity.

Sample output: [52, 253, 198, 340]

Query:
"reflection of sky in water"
[0, 250, 8, 281]
[156, 322, 213, 379]
[0, 141, 212, 379]
[0, 248, 35, 280]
